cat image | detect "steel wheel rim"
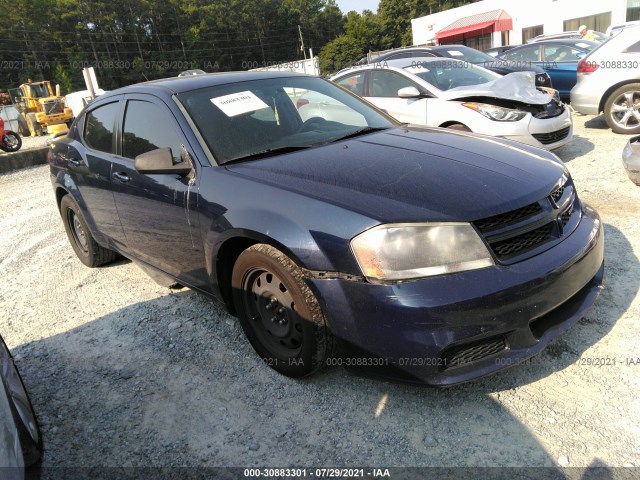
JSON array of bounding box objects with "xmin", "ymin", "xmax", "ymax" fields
[
  {"xmin": 68, "ymin": 210, "xmax": 89, "ymax": 252},
  {"xmin": 242, "ymin": 268, "xmax": 304, "ymax": 358},
  {"xmin": 611, "ymin": 90, "xmax": 640, "ymax": 130}
]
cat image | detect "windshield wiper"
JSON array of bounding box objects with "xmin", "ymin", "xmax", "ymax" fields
[
  {"xmin": 223, "ymin": 145, "xmax": 313, "ymax": 164},
  {"xmin": 328, "ymin": 126, "xmax": 390, "ymax": 143}
]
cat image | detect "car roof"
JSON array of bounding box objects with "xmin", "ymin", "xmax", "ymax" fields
[
  {"xmin": 386, "ymin": 56, "xmax": 466, "ymax": 67},
  {"xmin": 97, "ymin": 71, "xmax": 311, "ymax": 97},
  {"xmin": 510, "ymin": 39, "xmax": 598, "ymax": 49}
]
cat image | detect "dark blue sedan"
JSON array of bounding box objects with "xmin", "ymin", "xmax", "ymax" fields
[
  {"xmin": 48, "ymin": 72, "xmax": 604, "ymax": 386},
  {"xmin": 498, "ymin": 40, "xmax": 600, "ymax": 98}
]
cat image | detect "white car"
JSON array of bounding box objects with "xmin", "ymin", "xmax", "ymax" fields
[
  {"xmin": 570, "ymin": 25, "xmax": 640, "ymax": 134},
  {"xmin": 329, "ymin": 58, "xmax": 573, "ymax": 150}
]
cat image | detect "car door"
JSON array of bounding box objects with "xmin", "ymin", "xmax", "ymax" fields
[
  {"xmin": 363, "ymin": 69, "xmax": 429, "ymax": 125},
  {"xmin": 109, "ymin": 93, "xmax": 207, "ymax": 286},
  {"xmin": 541, "ymin": 44, "xmax": 585, "ymax": 97},
  {"xmin": 71, "ymin": 98, "xmax": 127, "ymax": 247}
]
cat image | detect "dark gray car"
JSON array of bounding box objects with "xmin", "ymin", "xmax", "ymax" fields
[{"xmin": 0, "ymin": 335, "xmax": 41, "ymax": 478}]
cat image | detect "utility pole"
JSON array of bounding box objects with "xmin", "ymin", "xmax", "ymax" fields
[{"xmin": 298, "ymin": 25, "xmax": 307, "ymax": 60}]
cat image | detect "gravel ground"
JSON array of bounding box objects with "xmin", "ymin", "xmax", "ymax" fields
[{"xmin": 1, "ymin": 114, "xmax": 639, "ymax": 478}]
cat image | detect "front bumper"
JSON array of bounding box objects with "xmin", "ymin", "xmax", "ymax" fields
[
  {"xmin": 502, "ymin": 108, "xmax": 573, "ymax": 150},
  {"xmin": 310, "ymin": 204, "xmax": 604, "ymax": 386},
  {"xmin": 622, "ymin": 136, "xmax": 640, "ymax": 186}
]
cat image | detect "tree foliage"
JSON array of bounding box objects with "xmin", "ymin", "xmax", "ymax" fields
[{"xmin": 0, "ymin": 0, "xmax": 480, "ymax": 89}]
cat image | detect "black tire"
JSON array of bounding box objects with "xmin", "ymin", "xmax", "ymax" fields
[
  {"xmin": 446, "ymin": 123, "xmax": 471, "ymax": 132},
  {"xmin": 60, "ymin": 195, "xmax": 118, "ymax": 267},
  {"xmin": 231, "ymin": 244, "xmax": 334, "ymax": 378},
  {"xmin": 604, "ymin": 83, "xmax": 640, "ymax": 134},
  {"xmin": 25, "ymin": 113, "xmax": 43, "ymax": 137},
  {"xmin": 0, "ymin": 132, "xmax": 22, "ymax": 152}
]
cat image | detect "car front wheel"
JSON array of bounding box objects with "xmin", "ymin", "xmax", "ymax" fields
[
  {"xmin": 231, "ymin": 244, "xmax": 333, "ymax": 377},
  {"xmin": 60, "ymin": 195, "xmax": 118, "ymax": 267},
  {"xmin": 604, "ymin": 84, "xmax": 640, "ymax": 134}
]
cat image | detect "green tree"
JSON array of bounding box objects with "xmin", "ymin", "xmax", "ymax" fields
[{"xmin": 318, "ymin": 34, "xmax": 362, "ymax": 74}]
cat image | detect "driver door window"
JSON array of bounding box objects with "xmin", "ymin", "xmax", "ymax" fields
[
  {"xmin": 122, "ymin": 100, "xmax": 183, "ymax": 162},
  {"xmin": 503, "ymin": 45, "xmax": 540, "ymax": 62}
]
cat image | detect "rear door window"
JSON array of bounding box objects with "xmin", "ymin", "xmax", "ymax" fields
[{"xmin": 84, "ymin": 102, "xmax": 119, "ymax": 153}]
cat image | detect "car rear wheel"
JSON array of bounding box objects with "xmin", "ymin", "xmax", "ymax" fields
[
  {"xmin": 60, "ymin": 195, "xmax": 118, "ymax": 268},
  {"xmin": 231, "ymin": 244, "xmax": 333, "ymax": 377},
  {"xmin": 604, "ymin": 83, "xmax": 640, "ymax": 134}
]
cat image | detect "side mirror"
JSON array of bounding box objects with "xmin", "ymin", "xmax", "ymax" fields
[
  {"xmin": 134, "ymin": 147, "xmax": 192, "ymax": 176},
  {"xmin": 398, "ymin": 86, "xmax": 423, "ymax": 98},
  {"xmin": 576, "ymin": 52, "xmax": 586, "ymax": 59}
]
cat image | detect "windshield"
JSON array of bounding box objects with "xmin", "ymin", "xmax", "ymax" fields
[
  {"xmin": 435, "ymin": 46, "xmax": 497, "ymax": 64},
  {"xmin": 27, "ymin": 83, "xmax": 50, "ymax": 98},
  {"xmin": 178, "ymin": 76, "xmax": 395, "ymax": 164},
  {"xmin": 405, "ymin": 61, "xmax": 499, "ymax": 91}
]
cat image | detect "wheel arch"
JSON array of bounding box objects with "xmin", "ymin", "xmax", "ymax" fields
[
  {"xmin": 598, "ymin": 80, "xmax": 640, "ymax": 114},
  {"xmin": 55, "ymin": 186, "xmax": 69, "ymax": 211},
  {"xmin": 439, "ymin": 121, "xmax": 471, "ymax": 131},
  {"xmin": 214, "ymin": 231, "xmax": 309, "ymax": 316}
]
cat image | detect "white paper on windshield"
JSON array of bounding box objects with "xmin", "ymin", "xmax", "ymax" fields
[
  {"xmin": 576, "ymin": 42, "xmax": 590, "ymax": 49},
  {"xmin": 210, "ymin": 91, "xmax": 269, "ymax": 117},
  {"xmin": 448, "ymin": 50, "xmax": 464, "ymax": 56}
]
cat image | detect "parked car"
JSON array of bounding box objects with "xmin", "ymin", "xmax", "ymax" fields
[
  {"xmin": 330, "ymin": 58, "xmax": 572, "ymax": 150},
  {"xmin": 623, "ymin": 136, "xmax": 640, "ymax": 185},
  {"xmin": 498, "ymin": 39, "xmax": 600, "ymax": 98},
  {"xmin": 361, "ymin": 45, "xmax": 553, "ymax": 88},
  {"xmin": 49, "ymin": 71, "xmax": 604, "ymax": 386},
  {"xmin": 0, "ymin": 334, "xmax": 41, "ymax": 475},
  {"xmin": 178, "ymin": 69, "xmax": 207, "ymax": 77},
  {"xmin": 528, "ymin": 31, "xmax": 608, "ymax": 43},
  {"xmin": 570, "ymin": 26, "xmax": 640, "ymax": 134},
  {"xmin": 483, "ymin": 45, "xmax": 518, "ymax": 57}
]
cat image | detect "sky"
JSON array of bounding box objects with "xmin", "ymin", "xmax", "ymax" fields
[{"xmin": 335, "ymin": 0, "xmax": 380, "ymax": 14}]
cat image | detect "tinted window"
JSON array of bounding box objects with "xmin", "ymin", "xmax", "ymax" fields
[
  {"xmin": 335, "ymin": 72, "xmax": 366, "ymax": 96},
  {"xmin": 122, "ymin": 100, "xmax": 182, "ymax": 162},
  {"xmin": 84, "ymin": 102, "xmax": 119, "ymax": 153},
  {"xmin": 369, "ymin": 70, "xmax": 416, "ymax": 97},
  {"xmin": 544, "ymin": 45, "xmax": 585, "ymax": 62},
  {"xmin": 502, "ymin": 45, "xmax": 540, "ymax": 62}
]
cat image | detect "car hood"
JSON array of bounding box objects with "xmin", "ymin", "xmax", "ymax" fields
[
  {"xmin": 226, "ymin": 126, "xmax": 566, "ymax": 223},
  {"xmin": 442, "ymin": 72, "xmax": 553, "ymax": 105}
]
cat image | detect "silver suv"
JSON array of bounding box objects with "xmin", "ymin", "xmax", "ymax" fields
[{"xmin": 570, "ymin": 25, "xmax": 640, "ymax": 134}]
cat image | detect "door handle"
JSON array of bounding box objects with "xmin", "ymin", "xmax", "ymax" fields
[
  {"xmin": 112, "ymin": 172, "xmax": 130, "ymax": 183},
  {"xmin": 68, "ymin": 158, "xmax": 82, "ymax": 166}
]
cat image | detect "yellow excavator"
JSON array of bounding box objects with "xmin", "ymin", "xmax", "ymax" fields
[{"xmin": 8, "ymin": 80, "xmax": 73, "ymax": 136}]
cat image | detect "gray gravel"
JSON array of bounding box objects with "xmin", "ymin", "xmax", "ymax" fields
[{"xmin": 1, "ymin": 114, "xmax": 639, "ymax": 474}]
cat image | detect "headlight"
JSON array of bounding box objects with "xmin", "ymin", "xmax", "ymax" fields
[
  {"xmin": 462, "ymin": 102, "xmax": 527, "ymax": 122},
  {"xmin": 350, "ymin": 223, "xmax": 494, "ymax": 282}
]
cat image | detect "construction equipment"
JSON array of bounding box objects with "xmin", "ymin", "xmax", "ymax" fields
[{"xmin": 8, "ymin": 81, "xmax": 73, "ymax": 136}]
